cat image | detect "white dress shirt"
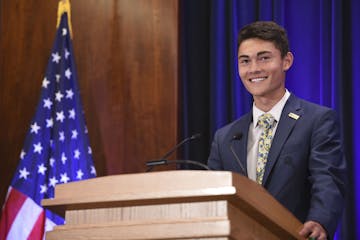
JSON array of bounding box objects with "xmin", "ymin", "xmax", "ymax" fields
[{"xmin": 246, "ymin": 90, "xmax": 291, "ymax": 181}]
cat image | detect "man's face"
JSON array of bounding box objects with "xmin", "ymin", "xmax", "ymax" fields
[{"xmin": 238, "ymin": 38, "xmax": 293, "ymax": 100}]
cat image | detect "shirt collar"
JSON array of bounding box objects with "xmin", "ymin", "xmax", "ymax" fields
[{"xmin": 252, "ymin": 89, "xmax": 291, "ymax": 129}]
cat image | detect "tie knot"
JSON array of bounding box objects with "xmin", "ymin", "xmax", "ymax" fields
[{"xmin": 257, "ymin": 113, "xmax": 275, "ymax": 130}]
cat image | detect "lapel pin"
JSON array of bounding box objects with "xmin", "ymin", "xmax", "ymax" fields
[{"xmin": 288, "ymin": 112, "xmax": 300, "ymax": 120}]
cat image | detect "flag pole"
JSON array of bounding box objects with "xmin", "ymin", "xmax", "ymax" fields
[{"xmin": 56, "ymin": 0, "xmax": 73, "ymax": 38}]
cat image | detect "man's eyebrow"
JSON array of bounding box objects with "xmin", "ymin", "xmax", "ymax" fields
[
  {"xmin": 257, "ymin": 51, "xmax": 272, "ymax": 56},
  {"xmin": 238, "ymin": 51, "xmax": 272, "ymax": 58},
  {"xmin": 238, "ymin": 54, "xmax": 249, "ymax": 58}
]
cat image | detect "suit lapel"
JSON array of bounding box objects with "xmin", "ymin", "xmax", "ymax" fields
[
  {"xmin": 230, "ymin": 112, "xmax": 252, "ymax": 176},
  {"xmin": 262, "ymin": 94, "xmax": 303, "ymax": 186}
]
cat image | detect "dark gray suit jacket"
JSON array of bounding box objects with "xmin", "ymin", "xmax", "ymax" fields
[{"xmin": 208, "ymin": 94, "xmax": 346, "ymax": 238}]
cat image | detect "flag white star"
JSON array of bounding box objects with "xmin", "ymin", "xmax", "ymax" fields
[
  {"xmin": 42, "ymin": 77, "xmax": 50, "ymax": 88},
  {"xmin": 68, "ymin": 109, "xmax": 76, "ymax": 119},
  {"xmin": 55, "ymin": 74, "xmax": 61, "ymax": 82},
  {"xmin": 40, "ymin": 184, "xmax": 48, "ymax": 194},
  {"xmin": 65, "ymin": 68, "xmax": 72, "ymax": 79},
  {"xmin": 49, "ymin": 157, "xmax": 55, "ymax": 167},
  {"xmin": 71, "ymin": 129, "xmax": 78, "ymax": 139},
  {"xmin": 74, "ymin": 149, "xmax": 81, "ymax": 159},
  {"xmin": 43, "ymin": 98, "xmax": 53, "ymax": 109},
  {"xmin": 65, "ymin": 48, "xmax": 70, "ymax": 59},
  {"xmin": 66, "ymin": 89, "xmax": 74, "ymax": 99},
  {"xmin": 46, "ymin": 118, "xmax": 54, "ymax": 128},
  {"xmin": 85, "ymin": 126, "xmax": 88, "ymax": 134},
  {"xmin": 61, "ymin": 152, "xmax": 67, "ymax": 164},
  {"xmin": 62, "ymin": 28, "xmax": 67, "ymax": 36},
  {"xmin": 49, "ymin": 176, "xmax": 58, "ymax": 187},
  {"xmin": 60, "ymin": 173, "xmax": 70, "ymax": 183},
  {"xmin": 30, "ymin": 122, "xmax": 41, "ymax": 134},
  {"xmin": 88, "ymin": 146, "xmax": 92, "ymax": 154},
  {"xmin": 33, "ymin": 142, "xmax": 43, "ymax": 154},
  {"xmin": 91, "ymin": 166, "xmax": 96, "ymax": 175},
  {"xmin": 20, "ymin": 150, "xmax": 26, "ymax": 159},
  {"xmin": 19, "ymin": 167, "xmax": 30, "ymax": 179},
  {"xmin": 76, "ymin": 169, "xmax": 84, "ymax": 180},
  {"xmin": 55, "ymin": 91, "xmax": 64, "ymax": 102},
  {"xmin": 56, "ymin": 111, "xmax": 65, "ymax": 122},
  {"xmin": 38, "ymin": 163, "xmax": 47, "ymax": 175},
  {"xmin": 51, "ymin": 52, "xmax": 61, "ymax": 63},
  {"xmin": 59, "ymin": 131, "xmax": 65, "ymax": 142}
]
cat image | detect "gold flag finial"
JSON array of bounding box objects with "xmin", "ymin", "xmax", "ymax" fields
[{"xmin": 56, "ymin": 0, "xmax": 73, "ymax": 38}]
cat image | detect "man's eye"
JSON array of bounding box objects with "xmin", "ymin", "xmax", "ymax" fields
[
  {"xmin": 259, "ymin": 56, "xmax": 271, "ymax": 61},
  {"xmin": 239, "ymin": 59, "xmax": 249, "ymax": 64}
]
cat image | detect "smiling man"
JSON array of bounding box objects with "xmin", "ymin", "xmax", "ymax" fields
[{"xmin": 207, "ymin": 21, "xmax": 346, "ymax": 240}]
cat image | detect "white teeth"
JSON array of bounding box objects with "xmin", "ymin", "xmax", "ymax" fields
[{"xmin": 250, "ymin": 77, "xmax": 266, "ymax": 82}]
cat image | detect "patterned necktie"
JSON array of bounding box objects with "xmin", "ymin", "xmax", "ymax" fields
[{"xmin": 256, "ymin": 113, "xmax": 276, "ymax": 184}]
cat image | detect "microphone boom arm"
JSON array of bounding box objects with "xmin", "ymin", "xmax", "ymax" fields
[
  {"xmin": 145, "ymin": 133, "xmax": 204, "ymax": 172},
  {"xmin": 146, "ymin": 159, "xmax": 210, "ymax": 170}
]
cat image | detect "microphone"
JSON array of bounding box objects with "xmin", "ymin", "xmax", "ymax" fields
[
  {"xmin": 232, "ymin": 133, "xmax": 243, "ymax": 141},
  {"xmin": 146, "ymin": 133, "xmax": 209, "ymax": 171},
  {"xmin": 230, "ymin": 133, "xmax": 247, "ymax": 174},
  {"xmin": 161, "ymin": 133, "xmax": 201, "ymax": 160}
]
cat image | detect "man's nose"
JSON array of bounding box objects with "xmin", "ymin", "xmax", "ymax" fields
[{"xmin": 248, "ymin": 61, "xmax": 261, "ymax": 73}]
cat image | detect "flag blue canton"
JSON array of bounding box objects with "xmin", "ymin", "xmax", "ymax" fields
[{"xmin": 10, "ymin": 13, "xmax": 96, "ymax": 225}]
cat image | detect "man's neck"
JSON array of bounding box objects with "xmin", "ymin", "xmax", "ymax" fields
[{"xmin": 253, "ymin": 90, "xmax": 286, "ymax": 112}]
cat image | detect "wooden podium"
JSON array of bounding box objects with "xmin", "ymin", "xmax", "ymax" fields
[{"xmin": 42, "ymin": 170, "xmax": 305, "ymax": 239}]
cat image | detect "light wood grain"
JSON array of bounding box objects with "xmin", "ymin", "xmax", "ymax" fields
[
  {"xmin": 65, "ymin": 201, "xmax": 227, "ymax": 225},
  {"xmin": 46, "ymin": 218, "xmax": 231, "ymax": 240},
  {"xmin": 43, "ymin": 171, "xmax": 305, "ymax": 239}
]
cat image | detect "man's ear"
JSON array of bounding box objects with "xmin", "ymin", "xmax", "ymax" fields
[{"xmin": 283, "ymin": 52, "xmax": 294, "ymax": 71}]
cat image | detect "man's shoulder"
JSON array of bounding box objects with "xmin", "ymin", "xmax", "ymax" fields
[
  {"xmin": 214, "ymin": 112, "xmax": 251, "ymax": 137},
  {"xmin": 288, "ymin": 94, "xmax": 335, "ymax": 114}
]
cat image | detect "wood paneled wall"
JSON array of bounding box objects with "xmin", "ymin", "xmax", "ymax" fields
[{"xmin": 0, "ymin": 0, "xmax": 178, "ymax": 207}]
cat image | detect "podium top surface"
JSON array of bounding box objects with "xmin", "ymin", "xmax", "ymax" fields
[{"xmin": 42, "ymin": 170, "xmax": 262, "ymax": 207}]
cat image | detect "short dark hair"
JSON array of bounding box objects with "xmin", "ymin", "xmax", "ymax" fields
[{"xmin": 237, "ymin": 21, "xmax": 290, "ymax": 58}]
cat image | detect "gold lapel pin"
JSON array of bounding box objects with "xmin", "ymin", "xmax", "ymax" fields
[{"xmin": 288, "ymin": 112, "xmax": 300, "ymax": 120}]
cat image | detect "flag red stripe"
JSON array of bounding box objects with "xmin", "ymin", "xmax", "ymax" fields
[
  {"xmin": 0, "ymin": 188, "xmax": 27, "ymax": 240},
  {"xmin": 28, "ymin": 210, "xmax": 45, "ymax": 240}
]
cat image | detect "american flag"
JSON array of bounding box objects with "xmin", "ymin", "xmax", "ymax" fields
[{"xmin": 0, "ymin": 6, "xmax": 96, "ymax": 240}]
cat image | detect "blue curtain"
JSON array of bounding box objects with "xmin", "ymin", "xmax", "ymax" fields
[{"xmin": 180, "ymin": 0, "xmax": 359, "ymax": 239}]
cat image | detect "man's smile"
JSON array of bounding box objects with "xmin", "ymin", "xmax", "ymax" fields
[{"xmin": 250, "ymin": 77, "xmax": 268, "ymax": 82}]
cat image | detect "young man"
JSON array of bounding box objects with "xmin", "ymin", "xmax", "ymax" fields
[{"xmin": 208, "ymin": 21, "xmax": 346, "ymax": 240}]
